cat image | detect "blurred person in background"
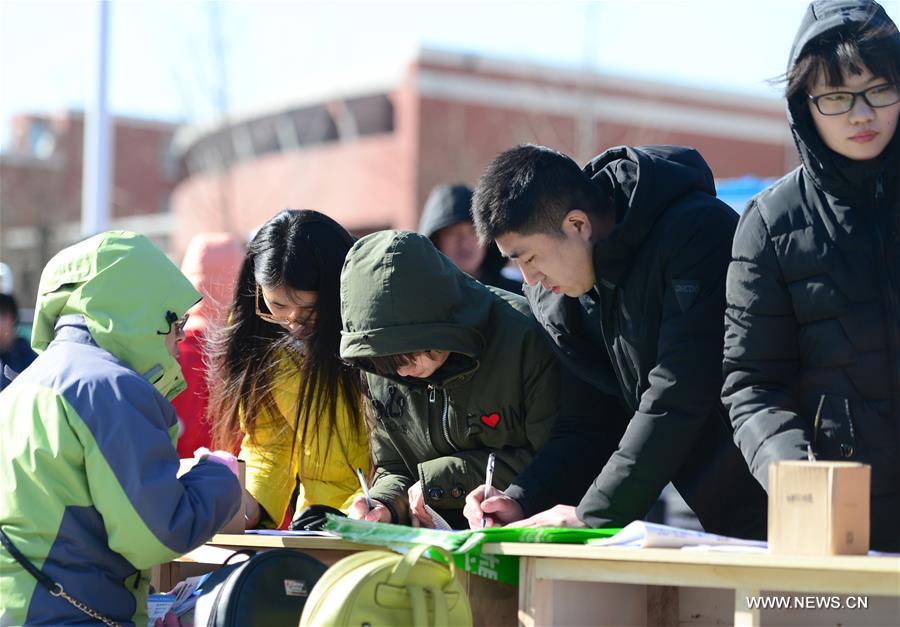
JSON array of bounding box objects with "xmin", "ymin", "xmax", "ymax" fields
[
  {"xmin": 0, "ymin": 262, "xmax": 13, "ymax": 295},
  {"xmin": 0, "ymin": 293, "xmax": 37, "ymax": 391},
  {"xmin": 419, "ymin": 183, "xmax": 523, "ymax": 294},
  {"xmin": 173, "ymin": 233, "xmax": 244, "ymax": 458},
  {"xmin": 208, "ymin": 210, "xmax": 369, "ymax": 529},
  {"xmin": 0, "ymin": 231, "xmax": 240, "ymax": 626},
  {"xmin": 723, "ymin": 0, "xmax": 900, "ymax": 551}
]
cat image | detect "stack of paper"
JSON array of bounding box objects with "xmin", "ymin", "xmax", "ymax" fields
[
  {"xmin": 146, "ymin": 594, "xmax": 175, "ymax": 627},
  {"xmin": 423, "ymin": 504, "xmax": 453, "ymax": 531},
  {"xmin": 243, "ymin": 529, "xmax": 337, "ymax": 537},
  {"xmin": 586, "ymin": 521, "xmax": 768, "ymax": 551}
]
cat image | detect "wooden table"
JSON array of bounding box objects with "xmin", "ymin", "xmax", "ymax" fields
[
  {"xmin": 152, "ymin": 534, "xmax": 517, "ymax": 626},
  {"xmin": 481, "ymin": 543, "xmax": 900, "ymax": 627},
  {"xmin": 151, "ymin": 534, "xmax": 371, "ymax": 591}
]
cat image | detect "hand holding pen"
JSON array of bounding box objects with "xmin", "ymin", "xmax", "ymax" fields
[
  {"xmin": 347, "ymin": 467, "xmax": 391, "ymax": 523},
  {"xmin": 356, "ymin": 467, "xmax": 374, "ymax": 509},
  {"xmin": 481, "ymin": 452, "xmax": 496, "ymax": 528},
  {"xmin": 464, "ymin": 452, "xmax": 526, "ymax": 528}
]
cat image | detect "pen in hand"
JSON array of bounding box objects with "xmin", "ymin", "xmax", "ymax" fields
[
  {"xmin": 481, "ymin": 452, "xmax": 496, "ymax": 529},
  {"xmin": 356, "ymin": 467, "xmax": 374, "ymax": 510},
  {"xmin": 808, "ymin": 394, "xmax": 825, "ymax": 462}
]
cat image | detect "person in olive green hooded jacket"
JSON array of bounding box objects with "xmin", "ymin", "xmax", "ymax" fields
[
  {"xmin": 339, "ymin": 230, "xmax": 559, "ymax": 529},
  {"xmin": 0, "ymin": 231, "xmax": 241, "ymax": 627}
]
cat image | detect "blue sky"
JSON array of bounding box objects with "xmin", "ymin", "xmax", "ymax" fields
[{"xmin": 1, "ymin": 0, "xmax": 898, "ymax": 146}]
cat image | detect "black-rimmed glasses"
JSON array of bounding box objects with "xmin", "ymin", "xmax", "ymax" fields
[
  {"xmin": 808, "ymin": 83, "xmax": 900, "ymax": 116},
  {"xmin": 156, "ymin": 311, "xmax": 189, "ymax": 336}
]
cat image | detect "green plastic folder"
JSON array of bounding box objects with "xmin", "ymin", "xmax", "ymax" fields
[{"xmin": 324, "ymin": 515, "xmax": 621, "ymax": 585}]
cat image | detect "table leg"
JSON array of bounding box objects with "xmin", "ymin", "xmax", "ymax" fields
[
  {"xmin": 518, "ymin": 557, "xmax": 537, "ymax": 627},
  {"xmin": 734, "ymin": 588, "xmax": 761, "ymax": 627}
]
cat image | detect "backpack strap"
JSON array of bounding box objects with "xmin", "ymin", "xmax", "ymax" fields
[
  {"xmin": 223, "ymin": 548, "xmax": 256, "ymax": 565},
  {"xmin": 409, "ymin": 585, "xmax": 428, "ymax": 625},
  {"xmin": 430, "ymin": 585, "xmax": 448, "ymax": 627},
  {"xmin": 407, "ymin": 585, "xmax": 451, "ymax": 627},
  {"xmin": 389, "ymin": 546, "xmax": 455, "ymax": 627},
  {"xmin": 387, "ymin": 545, "xmax": 455, "ymax": 585}
]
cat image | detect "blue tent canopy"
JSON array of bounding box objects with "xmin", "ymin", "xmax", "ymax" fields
[{"xmin": 716, "ymin": 176, "xmax": 776, "ymax": 214}]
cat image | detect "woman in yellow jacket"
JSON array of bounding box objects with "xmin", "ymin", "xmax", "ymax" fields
[{"xmin": 208, "ymin": 210, "xmax": 368, "ymax": 527}]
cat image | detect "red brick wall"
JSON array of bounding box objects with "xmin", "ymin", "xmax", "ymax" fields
[{"xmin": 170, "ymin": 133, "xmax": 409, "ymax": 260}]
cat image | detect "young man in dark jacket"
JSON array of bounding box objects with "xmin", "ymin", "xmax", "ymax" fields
[
  {"xmin": 723, "ymin": 0, "xmax": 899, "ymax": 551},
  {"xmin": 464, "ymin": 144, "xmax": 767, "ymax": 539},
  {"xmin": 418, "ymin": 183, "xmax": 523, "ymax": 294}
]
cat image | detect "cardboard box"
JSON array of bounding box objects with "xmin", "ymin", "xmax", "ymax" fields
[
  {"xmin": 768, "ymin": 461, "xmax": 870, "ymax": 555},
  {"xmin": 178, "ymin": 458, "xmax": 246, "ymax": 534}
]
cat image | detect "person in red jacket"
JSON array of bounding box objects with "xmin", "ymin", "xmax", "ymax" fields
[{"xmin": 173, "ymin": 233, "xmax": 244, "ymax": 457}]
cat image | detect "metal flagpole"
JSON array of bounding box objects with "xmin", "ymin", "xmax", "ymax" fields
[{"xmin": 81, "ymin": 0, "xmax": 113, "ymax": 237}]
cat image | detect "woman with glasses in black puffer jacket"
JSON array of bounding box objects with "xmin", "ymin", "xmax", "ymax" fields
[{"xmin": 723, "ymin": 0, "xmax": 900, "ymax": 551}]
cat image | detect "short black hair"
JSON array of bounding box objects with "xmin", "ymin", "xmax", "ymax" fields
[
  {"xmin": 787, "ymin": 19, "xmax": 900, "ymax": 99},
  {"xmin": 0, "ymin": 293, "xmax": 18, "ymax": 320},
  {"xmin": 471, "ymin": 144, "xmax": 608, "ymax": 243},
  {"xmin": 355, "ymin": 352, "xmax": 416, "ymax": 377}
]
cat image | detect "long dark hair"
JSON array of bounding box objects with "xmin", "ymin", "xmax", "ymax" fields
[{"xmin": 208, "ymin": 209, "xmax": 363, "ymax": 473}]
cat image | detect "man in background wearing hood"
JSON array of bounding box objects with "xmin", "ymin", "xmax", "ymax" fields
[
  {"xmin": 0, "ymin": 231, "xmax": 241, "ymax": 626},
  {"xmin": 419, "ymin": 183, "xmax": 523, "ymax": 294},
  {"xmin": 464, "ymin": 144, "xmax": 767, "ymax": 539},
  {"xmin": 173, "ymin": 232, "xmax": 244, "ymax": 457}
]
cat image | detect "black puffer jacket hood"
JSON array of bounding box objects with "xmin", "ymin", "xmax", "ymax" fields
[
  {"xmin": 584, "ymin": 145, "xmax": 718, "ymax": 287},
  {"xmin": 417, "ymin": 184, "xmax": 518, "ymax": 290},
  {"xmin": 787, "ymin": 0, "xmax": 900, "ymax": 204},
  {"xmin": 418, "ymin": 184, "xmax": 474, "ymax": 239}
]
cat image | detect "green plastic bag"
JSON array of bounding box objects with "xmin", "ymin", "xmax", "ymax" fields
[{"xmin": 324, "ymin": 516, "xmax": 621, "ymax": 586}]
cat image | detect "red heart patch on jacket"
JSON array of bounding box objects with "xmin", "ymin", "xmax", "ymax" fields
[{"xmin": 481, "ymin": 413, "xmax": 501, "ymax": 428}]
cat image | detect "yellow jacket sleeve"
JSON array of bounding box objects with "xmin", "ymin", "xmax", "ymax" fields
[{"xmin": 240, "ymin": 366, "xmax": 370, "ymax": 524}]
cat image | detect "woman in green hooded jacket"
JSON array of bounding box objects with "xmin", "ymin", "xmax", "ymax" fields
[
  {"xmin": 339, "ymin": 230, "xmax": 559, "ymax": 529},
  {"xmin": 0, "ymin": 231, "xmax": 240, "ymax": 626}
]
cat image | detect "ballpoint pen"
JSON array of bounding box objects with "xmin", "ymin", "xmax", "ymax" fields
[
  {"xmin": 356, "ymin": 467, "xmax": 374, "ymax": 510},
  {"xmin": 482, "ymin": 452, "xmax": 496, "ymax": 529},
  {"xmin": 808, "ymin": 394, "xmax": 825, "ymax": 462}
]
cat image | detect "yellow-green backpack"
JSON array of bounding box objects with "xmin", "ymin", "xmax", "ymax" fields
[{"xmin": 298, "ymin": 545, "xmax": 473, "ymax": 626}]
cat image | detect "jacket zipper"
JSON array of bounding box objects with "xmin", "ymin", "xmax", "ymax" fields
[
  {"xmin": 598, "ymin": 290, "xmax": 635, "ymax": 412},
  {"xmin": 428, "ymin": 385, "xmax": 457, "ymax": 451},
  {"xmin": 872, "ymin": 174, "xmax": 900, "ymax": 417}
]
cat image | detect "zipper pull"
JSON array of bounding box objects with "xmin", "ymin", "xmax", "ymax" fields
[
  {"xmin": 428, "ymin": 385, "xmax": 436, "ymax": 403},
  {"xmin": 875, "ymin": 174, "xmax": 884, "ymax": 202}
]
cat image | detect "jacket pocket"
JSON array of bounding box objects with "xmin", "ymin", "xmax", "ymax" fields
[{"xmin": 813, "ymin": 395, "xmax": 858, "ymax": 460}]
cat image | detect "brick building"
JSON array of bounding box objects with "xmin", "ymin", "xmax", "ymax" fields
[
  {"xmin": 1, "ymin": 48, "xmax": 797, "ymax": 307},
  {"xmin": 169, "ymin": 48, "xmax": 795, "ymax": 259},
  {"xmin": 0, "ymin": 112, "xmax": 179, "ymax": 307}
]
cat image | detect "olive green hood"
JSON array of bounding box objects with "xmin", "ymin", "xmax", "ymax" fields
[
  {"xmin": 339, "ymin": 231, "xmax": 494, "ymax": 363},
  {"xmin": 31, "ymin": 231, "xmax": 201, "ymax": 400}
]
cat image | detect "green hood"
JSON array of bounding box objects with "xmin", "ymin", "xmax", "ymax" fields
[
  {"xmin": 31, "ymin": 230, "xmax": 201, "ymax": 400},
  {"xmin": 339, "ymin": 230, "xmax": 494, "ymax": 364}
]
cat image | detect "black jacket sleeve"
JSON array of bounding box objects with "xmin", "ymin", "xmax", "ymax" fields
[
  {"xmin": 504, "ymin": 364, "xmax": 626, "ymax": 516},
  {"xmin": 722, "ymin": 203, "xmax": 808, "ymax": 489},
  {"xmin": 576, "ymin": 209, "xmax": 736, "ymax": 528}
]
